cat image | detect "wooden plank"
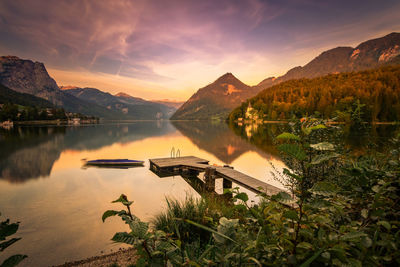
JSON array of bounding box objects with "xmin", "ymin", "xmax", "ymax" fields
[
  {"xmin": 149, "ymin": 156, "xmax": 209, "ymax": 168},
  {"xmin": 216, "ymin": 168, "xmax": 282, "ymax": 195},
  {"xmin": 149, "ymin": 156, "xmax": 283, "ymax": 195}
]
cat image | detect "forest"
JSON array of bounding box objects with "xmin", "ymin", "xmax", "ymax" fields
[{"xmin": 229, "ymin": 65, "xmax": 400, "ymax": 123}]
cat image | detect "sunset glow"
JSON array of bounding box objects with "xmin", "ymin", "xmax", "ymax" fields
[{"xmin": 1, "ymin": 0, "xmax": 399, "ymax": 100}]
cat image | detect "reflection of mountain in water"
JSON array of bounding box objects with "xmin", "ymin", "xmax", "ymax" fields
[
  {"xmin": 229, "ymin": 122, "xmax": 400, "ymax": 155},
  {"xmin": 0, "ymin": 121, "xmax": 176, "ymax": 183},
  {"xmin": 63, "ymin": 121, "xmax": 175, "ymax": 151},
  {"xmin": 0, "ymin": 127, "xmax": 66, "ymax": 183},
  {"xmin": 172, "ymin": 121, "xmax": 275, "ymax": 164}
]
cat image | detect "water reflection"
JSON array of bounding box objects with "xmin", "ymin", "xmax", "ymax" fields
[
  {"xmin": 341, "ymin": 124, "xmax": 400, "ymax": 152},
  {"xmin": 2, "ymin": 121, "xmax": 398, "ymax": 185},
  {"xmin": 228, "ymin": 122, "xmax": 289, "ymax": 156},
  {"xmin": 0, "ymin": 127, "xmax": 65, "ymax": 183},
  {"xmin": 228, "ymin": 122, "xmax": 400, "ymax": 155},
  {"xmin": 0, "ymin": 122, "xmax": 175, "ymax": 183},
  {"xmin": 1, "ymin": 121, "xmax": 398, "ymax": 267},
  {"xmin": 64, "ymin": 121, "xmax": 175, "ymax": 151},
  {"xmin": 172, "ymin": 121, "xmax": 274, "ymax": 164}
]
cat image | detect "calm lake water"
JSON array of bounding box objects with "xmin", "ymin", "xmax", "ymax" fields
[{"xmin": 0, "ymin": 121, "xmax": 398, "ymax": 266}]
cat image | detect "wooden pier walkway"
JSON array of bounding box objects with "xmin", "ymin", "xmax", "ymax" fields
[{"xmin": 149, "ymin": 156, "xmax": 282, "ymax": 195}]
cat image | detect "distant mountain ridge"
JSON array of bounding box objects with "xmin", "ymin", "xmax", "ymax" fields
[
  {"xmin": 151, "ymin": 99, "xmax": 184, "ymax": 109},
  {"xmin": 0, "ymin": 56, "xmax": 178, "ymax": 119},
  {"xmin": 255, "ymin": 32, "xmax": 400, "ymax": 90},
  {"xmin": 171, "ymin": 73, "xmax": 263, "ymax": 120},
  {"xmin": 114, "ymin": 92, "xmax": 148, "ymax": 105},
  {"xmin": 0, "ymin": 56, "xmax": 121, "ymax": 118},
  {"xmin": 63, "ymin": 87, "xmax": 177, "ymax": 119}
]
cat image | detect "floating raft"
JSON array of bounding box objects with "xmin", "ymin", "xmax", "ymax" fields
[
  {"xmin": 85, "ymin": 159, "xmax": 144, "ymax": 166},
  {"xmin": 149, "ymin": 156, "xmax": 282, "ymax": 195}
]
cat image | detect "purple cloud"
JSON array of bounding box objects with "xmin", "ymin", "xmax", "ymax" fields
[{"xmin": 0, "ymin": 0, "xmax": 399, "ymax": 91}]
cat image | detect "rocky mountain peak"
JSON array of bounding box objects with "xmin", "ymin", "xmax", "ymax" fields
[
  {"xmin": 215, "ymin": 72, "xmax": 240, "ymax": 83},
  {"xmin": 115, "ymin": 92, "xmax": 133, "ymax": 98},
  {"xmin": 60, "ymin": 85, "xmax": 80, "ymax": 90},
  {"xmin": 0, "ymin": 55, "xmax": 21, "ymax": 61},
  {"xmin": 0, "ymin": 56, "xmax": 62, "ymax": 105},
  {"xmin": 255, "ymin": 32, "xmax": 400, "ymax": 90},
  {"xmin": 171, "ymin": 72, "xmax": 263, "ymax": 120}
]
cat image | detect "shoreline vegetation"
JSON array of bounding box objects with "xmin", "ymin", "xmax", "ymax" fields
[
  {"xmin": 98, "ymin": 118, "xmax": 399, "ymax": 266},
  {"xmin": 1, "ymin": 118, "xmax": 398, "ymax": 125},
  {"xmin": 233, "ymin": 120, "xmax": 398, "ymax": 125}
]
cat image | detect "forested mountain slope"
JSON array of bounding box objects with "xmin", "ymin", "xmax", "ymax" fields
[{"xmin": 230, "ymin": 65, "xmax": 400, "ymax": 122}]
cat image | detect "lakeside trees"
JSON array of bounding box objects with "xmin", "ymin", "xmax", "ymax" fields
[
  {"xmin": 0, "ymin": 103, "xmax": 67, "ymax": 122},
  {"xmin": 230, "ymin": 65, "xmax": 400, "ymax": 123},
  {"xmin": 0, "ymin": 103, "xmax": 98, "ymax": 122}
]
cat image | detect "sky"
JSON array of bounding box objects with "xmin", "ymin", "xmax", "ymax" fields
[{"xmin": 0, "ymin": 0, "xmax": 399, "ymax": 101}]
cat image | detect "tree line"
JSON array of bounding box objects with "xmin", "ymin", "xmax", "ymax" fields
[
  {"xmin": 0, "ymin": 103, "xmax": 67, "ymax": 121},
  {"xmin": 229, "ymin": 65, "xmax": 400, "ymax": 122},
  {"xmin": 0, "ymin": 103, "xmax": 96, "ymax": 122}
]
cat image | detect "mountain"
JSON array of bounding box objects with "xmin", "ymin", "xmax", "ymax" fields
[
  {"xmin": 114, "ymin": 92, "xmax": 149, "ymax": 105},
  {"xmin": 63, "ymin": 87, "xmax": 176, "ymax": 119},
  {"xmin": 0, "ymin": 56, "xmax": 119, "ymax": 118},
  {"xmin": 151, "ymin": 99, "xmax": 184, "ymax": 109},
  {"xmin": 171, "ymin": 73, "xmax": 263, "ymax": 120},
  {"xmin": 0, "ymin": 83, "xmax": 53, "ymax": 107},
  {"xmin": 0, "ymin": 56, "xmax": 63, "ymax": 104},
  {"xmin": 256, "ymin": 32, "xmax": 400, "ymax": 90}
]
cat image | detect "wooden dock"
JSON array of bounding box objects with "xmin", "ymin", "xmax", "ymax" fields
[{"xmin": 149, "ymin": 156, "xmax": 282, "ymax": 195}]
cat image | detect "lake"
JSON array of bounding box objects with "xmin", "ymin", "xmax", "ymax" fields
[{"xmin": 0, "ymin": 121, "xmax": 398, "ymax": 266}]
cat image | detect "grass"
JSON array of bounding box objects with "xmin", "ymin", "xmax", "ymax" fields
[{"xmin": 152, "ymin": 194, "xmax": 241, "ymax": 245}]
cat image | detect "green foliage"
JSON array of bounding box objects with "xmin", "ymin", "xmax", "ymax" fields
[
  {"xmin": 278, "ymin": 143, "xmax": 307, "ymax": 161},
  {"xmin": 104, "ymin": 117, "xmax": 400, "ymax": 266},
  {"xmin": 276, "ymin": 132, "xmax": 301, "ymax": 141},
  {"xmin": 229, "ymin": 65, "xmax": 400, "ymax": 122},
  {"xmin": 0, "ymin": 213, "xmax": 27, "ymax": 267},
  {"xmin": 0, "ymin": 83, "xmax": 53, "ymax": 109},
  {"xmin": 0, "ymin": 102, "xmax": 69, "ymax": 122},
  {"xmin": 152, "ymin": 196, "xmax": 220, "ymax": 245}
]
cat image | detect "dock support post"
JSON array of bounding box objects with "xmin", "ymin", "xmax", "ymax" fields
[
  {"xmin": 204, "ymin": 167, "xmax": 216, "ymax": 192},
  {"xmin": 223, "ymin": 178, "xmax": 232, "ymax": 190},
  {"xmin": 223, "ymin": 178, "xmax": 233, "ymax": 198},
  {"xmin": 150, "ymin": 162, "xmax": 156, "ymax": 171}
]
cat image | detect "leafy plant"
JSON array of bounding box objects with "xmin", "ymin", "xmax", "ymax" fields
[{"xmin": 0, "ymin": 213, "xmax": 27, "ymax": 267}]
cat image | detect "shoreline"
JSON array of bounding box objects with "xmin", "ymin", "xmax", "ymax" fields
[
  {"xmin": 13, "ymin": 119, "xmax": 98, "ymax": 125},
  {"xmin": 234, "ymin": 120, "xmax": 399, "ymax": 125},
  {"xmin": 54, "ymin": 248, "xmax": 137, "ymax": 267}
]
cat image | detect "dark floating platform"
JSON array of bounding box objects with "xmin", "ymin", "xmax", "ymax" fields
[
  {"xmin": 149, "ymin": 156, "xmax": 282, "ymax": 195},
  {"xmin": 84, "ymin": 159, "xmax": 145, "ymax": 167}
]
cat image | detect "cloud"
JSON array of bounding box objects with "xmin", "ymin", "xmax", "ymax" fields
[
  {"xmin": 0, "ymin": 0, "xmax": 399, "ymax": 99},
  {"xmin": 0, "ymin": 0, "xmax": 273, "ymax": 78}
]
